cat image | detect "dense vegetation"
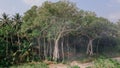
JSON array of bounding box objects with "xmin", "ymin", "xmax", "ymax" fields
[
  {"xmin": 93, "ymin": 57, "xmax": 120, "ymax": 68},
  {"xmin": 0, "ymin": 1, "xmax": 120, "ymax": 67}
]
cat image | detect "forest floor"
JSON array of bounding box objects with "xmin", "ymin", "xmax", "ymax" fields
[
  {"xmin": 10, "ymin": 56, "xmax": 120, "ymax": 68},
  {"xmin": 49, "ymin": 57, "xmax": 120, "ymax": 68},
  {"xmin": 49, "ymin": 61, "xmax": 93, "ymax": 68}
]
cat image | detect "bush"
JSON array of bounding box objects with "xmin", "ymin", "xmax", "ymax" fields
[{"xmin": 93, "ymin": 57, "xmax": 120, "ymax": 68}]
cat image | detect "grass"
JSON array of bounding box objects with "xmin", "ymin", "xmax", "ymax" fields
[
  {"xmin": 67, "ymin": 65, "xmax": 80, "ymax": 68},
  {"xmin": 70, "ymin": 65, "xmax": 80, "ymax": 68},
  {"xmin": 92, "ymin": 56, "xmax": 120, "ymax": 68},
  {"xmin": 10, "ymin": 62, "xmax": 48, "ymax": 68},
  {"xmin": 9, "ymin": 54, "xmax": 120, "ymax": 68}
]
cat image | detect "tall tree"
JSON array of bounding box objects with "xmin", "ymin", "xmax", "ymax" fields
[
  {"xmin": 12, "ymin": 13, "xmax": 22, "ymax": 50},
  {"xmin": 38, "ymin": 1, "xmax": 81, "ymax": 61},
  {"xmin": 79, "ymin": 14, "xmax": 117, "ymax": 55},
  {"xmin": 0, "ymin": 13, "xmax": 10, "ymax": 26}
]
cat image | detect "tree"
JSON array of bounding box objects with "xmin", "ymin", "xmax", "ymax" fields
[
  {"xmin": 12, "ymin": 13, "xmax": 22, "ymax": 47},
  {"xmin": 21, "ymin": 1, "xmax": 82, "ymax": 61},
  {"xmin": 38, "ymin": 1, "xmax": 81, "ymax": 61},
  {"xmin": 116, "ymin": 20, "xmax": 120, "ymax": 37},
  {"xmin": 0, "ymin": 13, "xmax": 10, "ymax": 26},
  {"xmin": 0, "ymin": 13, "xmax": 10, "ymax": 56},
  {"xmin": 79, "ymin": 13, "xmax": 116, "ymax": 55}
]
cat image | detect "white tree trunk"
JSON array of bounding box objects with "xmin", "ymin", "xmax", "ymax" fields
[
  {"xmin": 53, "ymin": 39, "xmax": 59, "ymax": 61},
  {"xmin": 53, "ymin": 31, "xmax": 62, "ymax": 61},
  {"xmin": 86, "ymin": 39, "xmax": 94, "ymax": 55}
]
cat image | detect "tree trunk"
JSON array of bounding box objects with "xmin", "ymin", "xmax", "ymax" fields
[
  {"xmin": 96, "ymin": 39, "xmax": 100, "ymax": 55},
  {"xmin": 73, "ymin": 40, "xmax": 76, "ymax": 55},
  {"xmin": 86, "ymin": 39, "xmax": 94, "ymax": 56},
  {"xmin": 53, "ymin": 32, "xmax": 62, "ymax": 61},
  {"xmin": 61, "ymin": 38, "xmax": 64, "ymax": 62},
  {"xmin": 67, "ymin": 37, "xmax": 69, "ymax": 60},
  {"xmin": 44, "ymin": 38, "xmax": 47, "ymax": 60},
  {"xmin": 53, "ymin": 39, "xmax": 59, "ymax": 61},
  {"xmin": 37, "ymin": 37, "xmax": 41, "ymax": 58},
  {"xmin": 46, "ymin": 40, "xmax": 49, "ymax": 58},
  {"xmin": 49, "ymin": 40, "xmax": 52, "ymax": 60}
]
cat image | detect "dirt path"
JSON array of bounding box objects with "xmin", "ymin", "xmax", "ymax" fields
[
  {"xmin": 49, "ymin": 61, "xmax": 93, "ymax": 68},
  {"xmin": 49, "ymin": 57, "xmax": 120, "ymax": 68},
  {"xmin": 49, "ymin": 63, "xmax": 68, "ymax": 68},
  {"xmin": 70, "ymin": 61, "xmax": 93, "ymax": 68},
  {"xmin": 113, "ymin": 57, "xmax": 120, "ymax": 62}
]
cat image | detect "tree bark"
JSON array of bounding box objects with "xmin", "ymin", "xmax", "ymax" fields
[
  {"xmin": 86, "ymin": 38, "xmax": 94, "ymax": 56},
  {"xmin": 67, "ymin": 37, "xmax": 69, "ymax": 60},
  {"xmin": 61, "ymin": 38, "xmax": 64, "ymax": 62},
  {"xmin": 44, "ymin": 38, "xmax": 47, "ymax": 60},
  {"xmin": 49, "ymin": 40, "xmax": 52, "ymax": 60},
  {"xmin": 73, "ymin": 40, "xmax": 76, "ymax": 55},
  {"xmin": 46, "ymin": 40, "xmax": 49, "ymax": 58},
  {"xmin": 53, "ymin": 31, "xmax": 62, "ymax": 61},
  {"xmin": 96, "ymin": 39, "xmax": 100, "ymax": 55},
  {"xmin": 53, "ymin": 39, "xmax": 59, "ymax": 61}
]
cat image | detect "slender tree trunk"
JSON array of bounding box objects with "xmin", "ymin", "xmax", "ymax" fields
[
  {"xmin": 86, "ymin": 39, "xmax": 94, "ymax": 56},
  {"xmin": 73, "ymin": 40, "xmax": 76, "ymax": 55},
  {"xmin": 49, "ymin": 40, "xmax": 52, "ymax": 60},
  {"xmin": 67, "ymin": 37, "xmax": 69, "ymax": 60},
  {"xmin": 46, "ymin": 40, "xmax": 49, "ymax": 58},
  {"xmin": 44, "ymin": 38, "xmax": 47, "ymax": 60},
  {"xmin": 61, "ymin": 38, "xmax": 64, "ymax": 62},
  {"xmin": 96, "ymin": 39, "xmax": 100, "ymax": 55},
  {"xmin": 90, "ymin": 39, "xmax": 93, "ymax": 55},
  {"xmin": 37, "ymin": 37, "xmax": 41, "ymax": 58},
  {"xmin": 87, "ymin": 43, "xmax": 90, "ymax": 54}
]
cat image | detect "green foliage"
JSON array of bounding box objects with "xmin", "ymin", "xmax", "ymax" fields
[
  {"xmin": 0, "ymin": 12, "xmax": 38, "ymax": 67},
  {"xmin": 70, "ymin": 65, "xmax": 80, "ymax": 68},
  {"xmin": 93, "ymin": 57, "xmax": 120, "ymax": 68},
  {"xmin": 10, "ymin": 63, "xmax": 48, "ymax": 68}
]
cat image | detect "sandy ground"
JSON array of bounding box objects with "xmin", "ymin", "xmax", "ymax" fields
[
  {"xmin": 49, "ymin": 63, "xmax": 68, "ymax": 68},
  {"xmin": 49, "ymin": 57, "xmax": 120, "ymax": 68},
  {"xmin": 49, "ymin": 61, "xmax": 93, "ymax": 68}
]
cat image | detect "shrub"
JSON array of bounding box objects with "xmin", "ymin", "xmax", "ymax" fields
[{"xmin": 93, "ymin": 57, "xmax": 120, "ymax": 68}]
